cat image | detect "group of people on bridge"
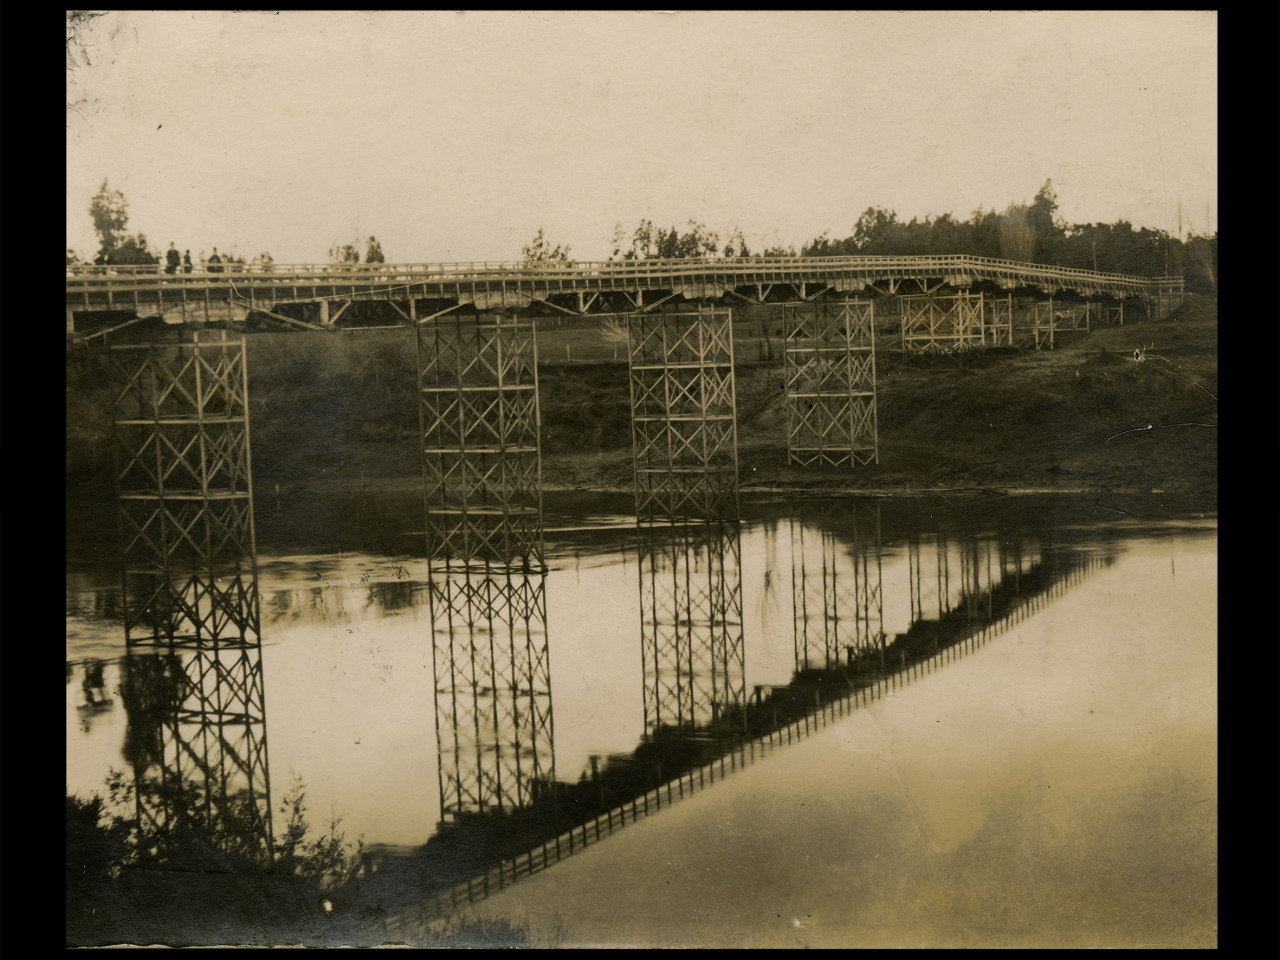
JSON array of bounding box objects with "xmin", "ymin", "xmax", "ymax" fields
[{"xmin": 164, "ymin": 243, "xmax": 229, "ymax": 275}]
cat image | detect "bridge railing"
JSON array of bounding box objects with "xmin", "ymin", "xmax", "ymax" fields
[{"xmin": 65, "ymin": 255, "xmax": 1183, "ymax": 291}]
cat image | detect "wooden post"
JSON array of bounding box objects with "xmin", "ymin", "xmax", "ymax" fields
[
  {"xmin": 319, "ymin": 300, "xmax": 330, "ymax": 329},
  {"xmin": 66, "ymin": 306, "xmax": 75, "ymax": 334}
]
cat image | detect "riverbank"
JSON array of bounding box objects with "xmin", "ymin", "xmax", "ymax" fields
[{"xmin": 65, "ymin": 294, "xmax": 1216, "ymax": 508}]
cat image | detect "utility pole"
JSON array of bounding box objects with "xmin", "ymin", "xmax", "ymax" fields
[{"xmin": 1091, "ymin": 240, "xmax": 1097, "ymax": 272}]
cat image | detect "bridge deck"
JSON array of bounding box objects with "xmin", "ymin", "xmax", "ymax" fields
[{"xmin": 67, "ymin": 255, "xmax": 1183, "ymax": 317}]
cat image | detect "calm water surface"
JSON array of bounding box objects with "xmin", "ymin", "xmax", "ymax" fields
[{"xmin": 65, "ymin": 494, "xmax": 1216, "ymax": 946}]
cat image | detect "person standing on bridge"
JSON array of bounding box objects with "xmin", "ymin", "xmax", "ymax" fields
[
  {"xmin": 166, "ymin": 243, "xmax": 181, "ymax": 275},
  {"xmin": 183, "ymin": 250, "xmax": 193, "ymax": 274},
  {"xmin": 208, "ymin": 247, "xmax": 223, "ymax": 274}
]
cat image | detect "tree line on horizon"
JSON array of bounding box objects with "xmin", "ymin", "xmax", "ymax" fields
[
  {"xmin": 531, "ymin": 179, "xmax": 1216, "ymax": 292},
  {"xmin": 71, "ymin": 178, "xmax": 1216, "ymax": 293}
]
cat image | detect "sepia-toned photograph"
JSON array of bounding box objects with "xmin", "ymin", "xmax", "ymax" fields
[{"xmin": 66, "ymin": 10, "xmax": 1216, "ymax": 948}]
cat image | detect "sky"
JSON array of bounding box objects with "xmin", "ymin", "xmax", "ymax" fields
[{"xmin": 66, "ymin": 11, "xmax": 1216, "ymax": 265}]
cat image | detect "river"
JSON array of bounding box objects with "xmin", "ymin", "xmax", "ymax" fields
[{"xmin": 65, "ymin": 492, "xmax": 1216, "ymax": 947}]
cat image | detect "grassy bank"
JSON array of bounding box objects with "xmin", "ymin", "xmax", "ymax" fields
[{"xmin": 66, "ymin": 294, "xmax": 1217, "ymax": 502}]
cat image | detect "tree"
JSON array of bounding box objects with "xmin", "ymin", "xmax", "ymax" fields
[
  {"xmin": 627, "ymin": 220, "xmax": 657, "ymax": 260},
  {"xmin": 521, "ymin": 228, "xmax": 571, "ymax": 262},
  {"xmin": 328, "ymin": 239, "xmax": 361, "ymax": 264},
  {"xmin": 89, "ymin": 178, "xmax": 129, "ymax": 261},
  {"xmin": 88, "ymin": 179, "xmax": 158, "ymax": 265},
  {"xmin": 1181, "ymin": 232, "xmax": 1217, "ymax": 293},
  {"xmin": 671, "ymin": 220, "xmax": 718, "ymax": 258},
  {"xmin": 612, "ymin": 219, "xmax": 720, "ymax": 260},
  {"xmin": 609, "ymin": 221, "xmax": 629, "ymax": 260},
  {"xmin": 1027, "ymin": 179, "xmax": 1064, "ymax": 262},
  {"xmin": 364, "ymin": 236, "xmax": 385, "ymax": 264},
  {"xmin": 851, "ymin": 207, "xmax": 902, "ymax": 255},
  {"xmin": 722, "ymin": 226, "xmax": 751, "ymax": 258},
  {"xmin": 997, "ymin": 203, "xmax": 1036, "ymax": 262}
]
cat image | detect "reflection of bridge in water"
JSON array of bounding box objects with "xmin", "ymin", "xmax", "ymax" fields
[{"xmin": 403, "ymin": 511, "xmax": 1116, "ymax": 926}]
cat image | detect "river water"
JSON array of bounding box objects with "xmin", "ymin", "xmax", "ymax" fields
[{"xmin": 65, "ymin": 492, "xmax": 1216, "ymax": 947}]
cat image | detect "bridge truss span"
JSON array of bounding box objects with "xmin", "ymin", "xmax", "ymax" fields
[{"xmin": 66, "ymin": 254, "xmax": 1184, "ymax": 325}]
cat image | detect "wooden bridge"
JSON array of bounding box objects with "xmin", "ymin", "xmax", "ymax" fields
[{"xmin": 66, "ymin": 254, "xmax": 1184, "ymax": 331}]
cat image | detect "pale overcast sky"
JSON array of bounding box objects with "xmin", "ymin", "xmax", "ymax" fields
[{"xmin": 66, "ymin": 10, "xmax": 1216, "ymax": 264}]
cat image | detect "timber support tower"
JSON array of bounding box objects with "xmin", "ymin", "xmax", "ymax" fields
[
  {"xmin": 417, "ymin": 312, "xmax": 555, "ymax": 822},
  {"xmin": 110, "ymin": 329, "xmax": 273, "ymax": 860}
]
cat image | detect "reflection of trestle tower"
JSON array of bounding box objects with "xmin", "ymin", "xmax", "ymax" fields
[
  {"xmin": 637, "ymin": 520, "xmax": 746, "ymax": 736},
  {"xmin": 908, "ymin": 532, "xmax": 1041, "ymax": 625},
  {"xmin": 110, "ymin": 332, "xmax": 271, "ymax": 858},
  {"xmin": 419, "ymin": 311, "xmax": 555, "ymax": 821},
  {"xmin": 429, "ymin": 567, "xmax": 555, "ymax": 821},
  {"xmin": 789, "ymin": 504, "xmax": 884, "ymax": 670},
  {"xmin": 900, "ymin": 292, "xmax": 985, "ymax": 354},
  {"xmin": 783, "ymin": 300, "xmax": 879, "ymax": 467},
  {"xmin": 120, "ymin": 647, "xmax": 273, "ymax": 860},
  {"xmin": 417, "ymin": 313, "xmax": 544, "ymax": 569},
  {"xmin": 627, "ymin": 308, "xmax": 739, "ymax": 521}
]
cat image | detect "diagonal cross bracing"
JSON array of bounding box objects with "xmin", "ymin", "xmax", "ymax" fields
[
  {"xmin": 418, "ymin": 315, "xmax": 545, "ymax": 571},
  {"xmin": 111, "ymin": 336, "xmax": 261, "ymax": 648},
  {"xmin": 900, "ymin": 292, "xmax": 985, "ymax": 355},
  {"xmin": 984, "ymin": 295, "xmax": 1015, "ymax": 347},
  {"xmin": 784, "ymin": 300, "xmax": 879, "ymax": 467},
  {"xmin": 111, "ymin": 334, "xmax": 272, "ymax": 861},
  {"xmin": 628, "ymin": 308, "xmax": 739, "ymax": 522}
]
